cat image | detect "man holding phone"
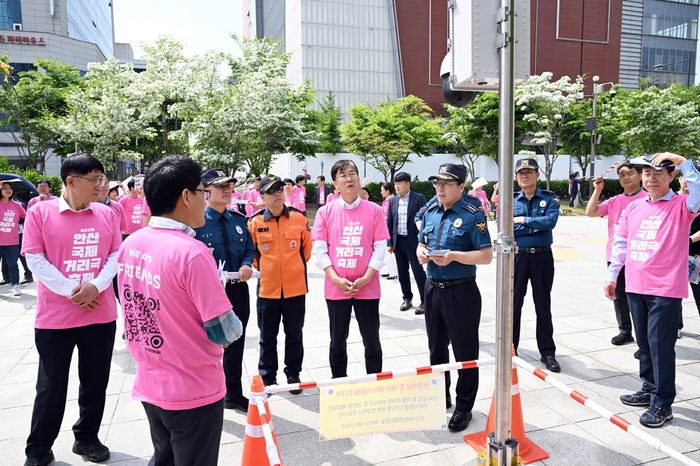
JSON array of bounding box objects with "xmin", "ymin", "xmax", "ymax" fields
[{"xmin": 417, "ymin": 163, "xmax": 492, "ymax": 433}]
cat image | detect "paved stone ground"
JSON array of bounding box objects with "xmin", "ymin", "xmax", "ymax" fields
[{"xmin": 2, "ymin": 215, "xmax": 700, "ymax": 465}]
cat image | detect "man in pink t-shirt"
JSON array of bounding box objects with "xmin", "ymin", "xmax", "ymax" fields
[
  {"xmin": 243, "ymin": 176, "xmax": 266, "ymax": 217},
  {"xmin": 605, "ymin": 152, "xmax": 700, "ymax": 429},
  {"xmin": 118, "ymin": 155, "xmax": 241, "ymax": 466},
  {"xmin": 292, "ymin": 174, "xmax": 307, "ymax": 212},
  {"xmin": 586, "ymin": 161, "xmax": 646, "ymax": 348},
  {"xmin": 27, "ymin": 178, "xmax": 58, "ymax": 210},
  {"xmin": 21, "ymin": 153, "xmax": 120, "ymax": 466},
  {"xmin": 118, "ymin": 179, "xmax": 146, "ymax": 237},
  {"xmin": 313, "ymin": 159, "xmax": 390, "ymax": 378}
]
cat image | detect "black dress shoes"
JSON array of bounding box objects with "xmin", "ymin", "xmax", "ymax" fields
[
  {"xmin": 399, "ymin": 299, "xmax": 412, "ymax": 311},
  {"xmin": 540, "ymin": 355, "xmax": 561, "ymax": 372},
  {"xmin": 21, "ymin": 277, "xmax": 34, "ymax": 284},
  {"xmin": 23, "ymin": 450, "xmax": 54, "ymax": 466},
  {"xmin": 611, "ymin": 333, "xmax": 634, "ymax": 345},
  {"xmin": 448, "ymin": 410, "xmax": 472, "ymax": 432},
  {"xmin": 287, "ymin": 374, "xmax": 303, "ymax": 395},
  {"xmin": 414, "ymin": 303, "xmax": 425, "ymax": 315},
  {"xmin": 224, "ymin": 395, "xmax": 249, "ymax": 412}
]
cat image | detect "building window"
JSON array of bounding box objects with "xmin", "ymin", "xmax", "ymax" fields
[
  {"xmin": 0, "ymin": 0, "xmax": 22, "ymax": 30},
  {"xmin": 641, "ymin": 0, "xmax": 700, "ymax": 86}
]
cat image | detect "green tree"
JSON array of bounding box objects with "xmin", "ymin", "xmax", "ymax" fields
[
  {"xmin": 0, "ymin": 57, "xmax": 84, "ymax": 172},
  {"xmin": 442, "ymin": 92, "xmax": 528, "ymax": 180},
  {"xmin": 613, "ymin": 84, "xmax": 700, "ymax": 157},
  {"xmin": 516, "ymin": 73, "xmax": 584, "ymax": 189},
  {"xmin": 341, "ymin": 95, "xmax": 444, "ymax": 182},
  {"xmin": 559, "ymin": 92, "xmax": 621, "ymax": 176},
  {"xmin": 317, "ymin": 91, "xmax": 343, "ymax": 154},
  {"xmin": 56, "ymin": 58, "xmax": 159, "ymax": 175},
  {"xmin": 189, "ymin": 36, "xmax": 317, "ymax": 176}
]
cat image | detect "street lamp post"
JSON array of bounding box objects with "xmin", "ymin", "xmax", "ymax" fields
[
  {"xmin": 588, "ymin": 76, "xmax": 615, "ymax": 192},
  {"xmin": 652, "ymin": 57, "xmax": 692, "ymax": 87}
]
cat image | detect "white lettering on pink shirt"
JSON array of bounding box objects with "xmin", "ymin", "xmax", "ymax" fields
[
  {"xmin": 118, "ymin": 196, "xmax": 145, "ymax": 234},
  {"xmin": 618, "ymin": 194, "xmax": 698, "ymax": 298},
  {"xmin": 312, "ymin": 200, "xmax": 390, "ymax": 300},
  {"xmin": 597, "ymin": 190, "xmax": 647, "ymax": 261},
  {"xmin": 117, "ymin": 226, "xmax": 233, "ymax": 410},
  {"xmin": 21, "ymin": 200, "xmax": 120, "ymax": 329},
  {"xmin": 0, "ymin": 200, "xmax": 26, "ymax": 245}
]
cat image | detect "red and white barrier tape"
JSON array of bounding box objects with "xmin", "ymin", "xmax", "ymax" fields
[
  {"xmin": 263, "ymin": 357, "xmax": 496, "ymax": 395},
  {"xmin": 513, "ymin": 356, "xmax": 700, "ymax": 466}
]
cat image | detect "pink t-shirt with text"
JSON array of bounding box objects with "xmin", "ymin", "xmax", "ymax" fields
[
  {"xmin": 285, "ymin": 192, "xmax": 305, "ymax": 211},
  {"xmin": 313, "ymin": 200, "xmax": 390, "ymax": 300},
  {"xmin": 618, "ymin": 194, "xmax": 698, "ymax": 298},
  {"xmin": 22, "ymin": 199, "xmax": 120, "ymax": 329},
  {"xmin": 119, "ymin": 196, "xmax": 146, "ymax": 234},
  {"xmin": 292, "ymin": 185, "xmax": 307, "ymax": 212},
  {"xmin": 597, "ymin": 190, "xmax": 647, "ymax": 261},
  {"xmin": 0, "ymin": 200, "xmax": 26, "ymax": 246},
  {"xmin": 243, "ymin": 189, "xmax": 262, "ymax": 217},
  {"xmin": 117, "ymin": 227, "xmax": 232, "ymax": 410},
  {"xmin": 107, "ymin": 200, "xmax": 130, "ymax": 233}
]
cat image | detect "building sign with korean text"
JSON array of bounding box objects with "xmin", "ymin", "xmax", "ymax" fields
[{"xmin": 0, "ymin": 35, "xmax": 45, "ymax": 46}]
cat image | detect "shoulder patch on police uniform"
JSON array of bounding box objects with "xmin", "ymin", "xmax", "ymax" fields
[
  {"xmin": 257, "ymin": 227, "xmax": 269, "ymax": 232},
  {"xmin": 465, "ymin": 203, "xmax": 479, "ymax": 214},
  {"xmin": 476, "ymin": 221, "xmax": 487, "ymax": 233},
  {"xmin": 467, "ymin": 193, "xmax": 479, "ymax": 200}
]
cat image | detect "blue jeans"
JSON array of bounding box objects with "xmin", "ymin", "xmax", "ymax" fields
[
  {"xmin": 627, "ymin": 293, "xmax": 680, "ymax": 409},
  {"xmin": 0, "ymin": 244, "xmax": 20, "ymax": 285}
]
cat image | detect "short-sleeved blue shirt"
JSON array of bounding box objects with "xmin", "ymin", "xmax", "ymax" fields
[
  {"xmin": 418, "ymin": 195, "xmax": 492, "ymax": 280},
  {"xmin": 194, "ymin": 206, "xmax": 254, "ymax": 272}
]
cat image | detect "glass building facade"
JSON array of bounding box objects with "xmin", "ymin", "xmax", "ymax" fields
[
  {"xmin": 0, "ymin": 0, "xmax": 21, "ymax": 30},
  {"xmin": 67, "ymin": 0, "xmax": 113, "ymax": 58},
  {"xmin": 641, "ymin": 0, "xmax": 700, "ymax": 86}
]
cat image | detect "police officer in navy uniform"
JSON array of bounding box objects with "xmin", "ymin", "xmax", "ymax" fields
[
  {"xmin": 512, "ymin": 158, "xmax": 561, "ymax": 372},
  {"xmin": 194, "ymin": 168, "xmax": 255, "ymax": 412},
  {"xmin": 417, "ymin": 163, "xmax": 493, "ymax": 433}
]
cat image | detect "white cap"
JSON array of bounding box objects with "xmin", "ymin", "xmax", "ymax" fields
[{"xmin": 472, "ymin": 177, "xmax": 487, "ymax": 189}]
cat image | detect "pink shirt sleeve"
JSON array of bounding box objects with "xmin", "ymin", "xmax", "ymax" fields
[{"xmin": 185, "ymin": 251, "xmax": 233, "ymax": 322}]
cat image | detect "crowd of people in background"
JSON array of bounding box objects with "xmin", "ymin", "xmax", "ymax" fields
[{"xmin": 6, "ymin": 151, "xmax": 700, "ymax": 466}]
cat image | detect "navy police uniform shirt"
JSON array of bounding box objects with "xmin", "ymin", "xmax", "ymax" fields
[
  {"xmin": 194, "ymin": 206, "xmax": 255, "ymax": 272},
  {"xmin": 513, "ymin": 188, "xmax": 560, "ymax": 248},
  {"xmin": 418, "ymin": 194, "xmax": 492, "ymax": 281}
]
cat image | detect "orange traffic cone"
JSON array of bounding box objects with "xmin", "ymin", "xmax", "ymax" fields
[
  {"xmin": 241, "ymin": 375, "xmax": 282, "ymax": 466},
  {"xmin": 464, "ymin": 356, "xmax": 549, "ymax": 464}
]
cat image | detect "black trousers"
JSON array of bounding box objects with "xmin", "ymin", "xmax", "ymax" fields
[
  {"xmin": 26, "ymin": 321, "xmax": 116, "ymax": 458},
  {"xmin": 424, "ymin": 279, "xmax": 481, "ymax": 412},
  {"xmin": 327, "ymin": 298, "xmax": 382, "ymax": 378},
  {"xmin": 142, "ymin": 399, "xmax": 224, "ymax": 466},
  {"xmin": 394, "ymin": 235, "xmax": 427, "ymax": 303},
  {"xmin": 512, "ymin": 250, "xmax": 556, "ymax": 357},
  {"xmin": 608, "ymin": 263, "xmax": 633, "ymax": 334},
  {"xmin": 257, "ymin": 294, "xmax": 305, "ymax": 383},
  {"xmin": 224, "ymin": 281, "xmax": 250, "ymax": 398}
]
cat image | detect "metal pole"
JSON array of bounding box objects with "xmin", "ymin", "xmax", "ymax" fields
[
  {"xmin": 492, "ymin": 0, "xmax": 516, "ymax": 459},
  {"xmin": 589, "ymin": 84, "xmax": 598, "ymax": 191}
]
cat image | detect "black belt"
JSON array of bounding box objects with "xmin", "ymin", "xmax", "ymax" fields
[
  {"xmin": 397, "ymin": 234, "xmax": 408, "ymax": 238},
  {"xmin": 429, "ymin": 276, "xmax": 475, "ymax": 289},
  {"xmin": 519, "ymin": 246, "xmax": 551, "ymax": 254}
]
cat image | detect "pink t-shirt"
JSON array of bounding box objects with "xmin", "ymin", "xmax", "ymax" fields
[
  {"xmin": 117, "ymin": 227, "xmax": 232, "ymax": 410},
  {"xmin": 243, "ymin": 189, "xmax": 262, "ymax": 217},
  {"xmin": 226, "ymin": 191, "xmax": 242, "ymax": 211},
  {"xmin": 22, "ymin": 200, "xmax": 120, "ymax": 329},
  {"xmin": 118, "ymin": 196, "xmax": 146, "ymax": 234},
  {"xmin": 0, "ymin": 200, "xmax": 26, "ymax": 245},
  {"xmin": 313, "ymin": 200, "xmax": 390, "ymax": 300},
  {"xmin": 381, "ymin": 198, "xmax": 390, "ymax": 218},
  {"xmin": 597, "ymin": 190, "xmax": 647, "ymax": 261},
  {"xmin": 326, "ymin": 193, "xmax": 339, "ymax": 204},
  {"xmin": 468, "ymin": 189, "xmax": 489, "ymax": 214},
  {"xmin": 618, "ymin": 194, "xmax": 698, "ymax": 298},
  {"xmin": 285, "ymin": 192, "xmax": 305, "ymax": 211},
  {"xmin": 142, "ymin": 198, "xmax": 151, "ymax": 216},
  {"xmin": 106, "ymin": 200, "xmax": 130, "ymax": 233},
  {"xmin": 292, "ymin": 185, "xmax": 307, "ymax": 212},
  {"xmin": 27, "ymin": 194, "xmax": 58, "ymax": 210}
]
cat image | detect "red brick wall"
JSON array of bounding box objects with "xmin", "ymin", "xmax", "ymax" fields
[
  {"xmin": 531, "ymin": 0, "xmax": 622, "ymax": 93},
  {"xmin": 395, "ymin": 0, "xmax": 447, "ymax": 115}
]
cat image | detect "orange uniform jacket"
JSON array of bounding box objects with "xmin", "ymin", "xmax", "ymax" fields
[{"xmin": 248, "ymin": 206, "xmax": 312, "ymax": 299}]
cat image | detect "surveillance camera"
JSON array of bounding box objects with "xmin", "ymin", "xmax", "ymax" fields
[
  {"xmin": 609, "ymin": 89, "xmax": 617, "ymax": 99},
  {"xmin": 442, "ymin": 73, "xmax": 476, "ymax": 108}
]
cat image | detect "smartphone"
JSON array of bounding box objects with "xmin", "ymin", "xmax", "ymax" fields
[{"xmin": 429, "ymin": 249, "xmax": 450, "ymax": 257}]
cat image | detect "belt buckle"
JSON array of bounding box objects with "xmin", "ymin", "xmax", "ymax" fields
[
  {"xmin": 527, "ymin": 247, "xmax": 536, "ymax": 253},
  {"xmin": 437, "ymin": 281, "xmax": 445, "ymax": 289}
]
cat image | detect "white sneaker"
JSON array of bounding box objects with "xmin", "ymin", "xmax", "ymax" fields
[{"xmin": 12, "ymin": 285, "xmax": 21, "ymax": 296}]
